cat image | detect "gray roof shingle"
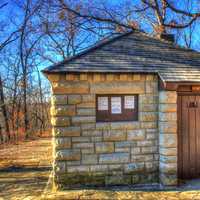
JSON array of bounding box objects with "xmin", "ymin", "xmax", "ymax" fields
[{"xmin": 42, "ymin": 30, "xmax": 200, "ymax": 82}]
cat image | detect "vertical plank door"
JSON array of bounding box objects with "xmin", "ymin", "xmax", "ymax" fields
[{"xmin": 178, "ymin": 95, "xmax": 200, "ymax": 179}]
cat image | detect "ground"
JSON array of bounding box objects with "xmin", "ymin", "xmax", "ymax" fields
[
  {"xmin": 1, "ymin": 138, "xmax": 200, "ymax": 200},
  {"xmin": 0, "ymin": 138, "xmax": 52, "ymax": 200}
]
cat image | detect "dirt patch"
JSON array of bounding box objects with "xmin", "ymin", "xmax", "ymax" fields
[{"xmin": 0, "ymin": 137, "xmax": 52, "ymax": 200}]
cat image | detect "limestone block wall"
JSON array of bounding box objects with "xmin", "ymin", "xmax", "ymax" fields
[
  {"xmin": 48, "ymin": 73, "xmax": 159, "ymax": 189},
  {"xmin": 159, "ymin": 91, "xmax": 177, "ymax": 185}
]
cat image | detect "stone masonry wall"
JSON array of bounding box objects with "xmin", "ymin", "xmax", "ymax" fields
[
  {"xmin": 48, "ymin": 73, "xmax": 159, "ymax": 189},
  {"xmin": 159, "ymin": 91, "xmax": 177, "ymax": 185}
]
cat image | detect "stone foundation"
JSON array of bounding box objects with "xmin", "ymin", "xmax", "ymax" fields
[{"xmin": 47, "ymin": 73, "xmax": 166, "ymax": 189}]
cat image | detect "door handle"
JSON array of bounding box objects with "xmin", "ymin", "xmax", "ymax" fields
[{"xmin": 187, "ymin": 102, "xmax": 198, "ymax": 108}]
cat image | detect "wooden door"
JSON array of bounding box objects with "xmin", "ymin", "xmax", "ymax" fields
[{"xmin": 178, "ymin": 95, "xmax": 200, "ymax": 179}]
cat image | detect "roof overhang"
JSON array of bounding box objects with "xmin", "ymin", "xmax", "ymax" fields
[{"xmin": 159, "ymin": 79, "xmax": 200, "ymax": 91}]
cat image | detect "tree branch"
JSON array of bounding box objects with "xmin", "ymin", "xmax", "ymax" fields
[{"xmin": 58, "ymin": 0, "xmax": 133, "ymax": 30}]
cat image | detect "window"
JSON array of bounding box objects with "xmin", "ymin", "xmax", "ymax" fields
[{"xmin": 96, "ymin": 94, "xmax": 138, "ymax": 122}]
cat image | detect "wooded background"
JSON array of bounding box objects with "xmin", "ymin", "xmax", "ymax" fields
[{"xmin": 0, "ymin": 0, "xmax": 200, "ymax": 143}]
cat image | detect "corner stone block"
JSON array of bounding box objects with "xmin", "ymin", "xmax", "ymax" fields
[
  {"xmin": 51, "ymin": 105, "xmax": 76, "ymax": 116},
  {"xmin": 53, "ymin": 127, "xmax": 81, "ymax": 137},
  {"xmin": 160, "ymin": 134, "xmax": 177, "ymax": 148},
  {"xmin": 52, "ymin": 82, "xmax": 89, "ymax": 94},
  {"xmin": 127, "ymin": 130, "xmax": 145, "ymax": 141},
  {"xmin": 159, "ymin": 121, "xmax": 177, "ymax": 133},
  {"xmin": 160, "ymin": 174, "xmax": 177, "ymax": 186},
  {"xmin": 159, "ymin": 104, "xmax": 177, "ymax": 112},
  {"xmin": 55, "ymin": 149, "xmax": 81, "ymax": 161},
  {"xmin": 160, "ymin": 162, "xmax": 177, "ymax": 174},
  {"xmin": 51, "ymin": 117, "xmax": 70, "ymax": 127},
  {"xmin": 54, "ymin": 161, "xmax": 66, "ymax": 174},
  {"xmin": 159, "ymin": 112, "xmax": 177, "ymax": 122},
  {"xmin": 160, "ymin": 147, "xmax": 177, "ymax": 156},
  {"xmin": 99, "ymin": 153, "xmax": 129, "ymax": 164},
  {"xmin": 160, "ymin": 155, "xmax": 177, "ymax": 163},
  {"xmin": 159, "ymin": 91, "xmax": 177, "ymax": 104},
  {"xmin": 54, "ymin": 137, "xmax": 71, "ymax": 149},
  {"xmin": 51, "ymin": 95, "xmax": 67, "ymax": 105}
]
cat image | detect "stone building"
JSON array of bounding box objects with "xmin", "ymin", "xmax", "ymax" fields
[{"xmin": 42, "ymin": 30, "xmax": 200, "ymax": 189}]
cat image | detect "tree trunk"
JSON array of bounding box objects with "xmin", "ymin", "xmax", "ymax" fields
[
  {"xmin": 37, "ymin": 67, "xmax": 45, "ymax": 134},
  {"xmin": 0, "ymin": 74, "xmax": 10, "ymax": 141}
]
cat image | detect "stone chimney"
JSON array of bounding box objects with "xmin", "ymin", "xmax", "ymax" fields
[{"xmin": 159, "ymin": 33, "xmax": 175, "ymax": 43}]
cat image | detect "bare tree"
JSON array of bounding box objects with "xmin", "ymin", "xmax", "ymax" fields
[
  {"xmin": 57, "ymin": 0, "xmax": 200, "ymax": 37},
  {"xmin": 0, "ymin": 74, "xmax": 10, "ymax": 141}
]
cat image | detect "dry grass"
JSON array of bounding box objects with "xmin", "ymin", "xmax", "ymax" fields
[
  {"xmin": 0, "ymin": 137, "xmax": 52, "ymax": 200},
  {"xmin": 0, "ymin": 137, "xmax": 52, "ymax": 169}
]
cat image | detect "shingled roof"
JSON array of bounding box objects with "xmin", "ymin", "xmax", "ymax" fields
[{"xmin": 42, "ymin": 30, "xmax": 200, "ymax": 82}]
